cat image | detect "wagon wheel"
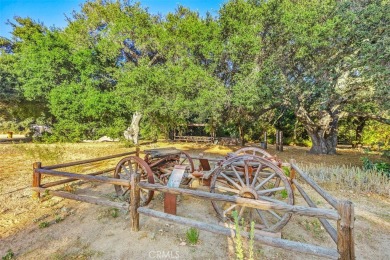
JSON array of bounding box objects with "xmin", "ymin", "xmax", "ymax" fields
[
  {"xmin": 114, "ymin": 156, "xmax": 154, "ymax": 206},
  {"xmin": 210, "ymin": 155, "xmax": 294, "ymax": 232},
  {"xmin": 154, "ymin": 151, "xmax": 195, "ymax": 185},
  {"xmin": 233, "ymin": 147, "xmax": 280, "ymax": 166},
  {"xmin": 176, "ymin": 150, "xmax": 195, "ymax": 185},
  {"xmin": 233, "ymin": 147, "xmax": 273, "ymax": 159}
]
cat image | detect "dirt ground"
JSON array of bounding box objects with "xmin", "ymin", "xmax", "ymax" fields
[{"xmin": 0, "ymin": 141, "xmax": 389, "ymax": 259}]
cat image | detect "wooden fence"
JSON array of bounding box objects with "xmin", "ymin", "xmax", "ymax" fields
[
  {"xmin": 32, "ymin": 149, "xmax": 140, "ymax": 209},
  {"xmin": 32, "ymin": 151, "xmax": 354, "ymax": 260},
  {"xmin": 130, "ymin": 161, "xmax": 354, "ymax": 260},
  {"xmin": 174, "ymin": 135, "xmax": 214, "ymax": 143}
]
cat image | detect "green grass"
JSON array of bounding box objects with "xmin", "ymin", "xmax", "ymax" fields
[{"xmin": 186, "ymin": 227, "xmax": 199, "ymax": 245}]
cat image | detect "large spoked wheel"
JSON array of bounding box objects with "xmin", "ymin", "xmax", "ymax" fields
[
  {"xmin": 233, "ymin": 147, "xmax": 280, "ymax": 166},
  {"xmin": 233, "ymin": 147, "xmax": 274, "ymax": 159},
  {"xmin": 153, "ymin": 151, "xmax": 195, "ymax": 185},
  {"xmin": 210, "ymin": 155, "xmax": 294, "ymax": 232},
  {"xmin": 114, "ymin": 156, "xmax": 154, "ymax": 206},
  {"xmin": 176, "ymin": 150, "xmax": 195, "ymax": 185}
]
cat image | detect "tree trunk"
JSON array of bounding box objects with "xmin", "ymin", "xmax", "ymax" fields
[
  {"xmin": 238, "ymin": 125, "xmax": 245, "ymax": 146},
  {"xmin": 307, "ymin": 117, "xmax": 339, "ymax": 155},
  {"xmin": 295, "ymin": 105, "xmax": 340, "ymax": 155},
  {"xmin": 124, "ymin": 111, "xmax": 142, "ymax": 144},
  {"xmin": 355, "ymin": 117, "xmax": 366, "ymax": 145}
]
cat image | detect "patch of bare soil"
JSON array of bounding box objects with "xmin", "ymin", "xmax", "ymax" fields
[{"xmin": 1, "ymin": 142, "xmax": 389, "ymax": 259}]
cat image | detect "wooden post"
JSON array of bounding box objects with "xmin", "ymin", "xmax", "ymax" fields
[
  {"xmin": 279, "ymin": 131, "xmax": 283, "ymax": 152},
  {"xmin": 164, "ymin": 194, "xmax": 177, "ymax": 215},
  {"xmin": 276, "ymin": 130, "xmax": 279, "ymax": 151},
  {"xmin": 337, "ymin": 200, "xmax": 355, "ymax": 260},
  {"xmin": 290, "ymin": 170, "xmax": 296, "ymax": 192},
  {"xmin": 130, "ymin": 173, "xmax": 140, "ymax": 231},
  {"xmin": 32, "ymin": 162, "xmax": 42, "ymax": 200},
  {"xmin": 264, "ymin": 131, "xmax": 267, "ymax": 149},
  {"xmin": 136, "ymin": 147, "xmax": 140, "ymax": 158}
]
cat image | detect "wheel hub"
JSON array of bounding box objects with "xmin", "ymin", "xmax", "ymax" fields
[{"xmin": 239, "ymin": 186, "xmax": 258, "ymax": 199}]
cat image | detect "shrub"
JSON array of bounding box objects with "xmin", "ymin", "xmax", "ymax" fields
[{"xmin": 362, "ymin": 157, "xmax": 390, "ymax": 178}]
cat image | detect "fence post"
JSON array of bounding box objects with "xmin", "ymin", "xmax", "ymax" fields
[
  {"xmin": 130, "ymin": 173, "xmax": 140, "ymax": 231},
  {"xmin": 289, "ymin": 159, "xmax": 296, "ymax": 192},
  {"xmin": 337, "ymin": 200, "xmax": 355, "ymax": 260},
  {"xmin": 276, "ymin": 130, "xmax": 279, "ymax": 151},
  {"xmin": 32, "ymin": 162, "xmax": 42, "ymax": 200},
  {"xmin": 263, "ymin": 131, "xmax": 268, "ymax": 149},
  {"xmin": 136, "ymin": 147, "xmax": 140, "ymax": 158},
  {"xmin": 279, "ymin": 131, "xmax": 283, "ymax": 152}
]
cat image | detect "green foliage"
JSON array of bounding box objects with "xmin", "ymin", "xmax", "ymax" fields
[
  {"xmin": 232, "ymin": 210, "xmax": 244, "ymax": 260},
  {"xmin": 39, "ymin": 221, "xmax": 50, "ymax": 228},
  {"xmin": 232, "ymin": 210, "xmax": 255, "ymax": 260},
  {"xmin": 2, "ymin": 250, "xmax": 14, "ymax": 260},
  {"xmin": 2, "ymin": 0, "xmax": 389, "ymax": 147},
  {"xmin": 186, "ymin": 227, "xmax": 199, "ymax": 245},
  {"xmin": 362, "ymin": 157, "xmax": 390, "ymax": 178},
  {"xmin": 362, "ymin": 121, "xmax": 390, "ymax": 149},
  {"xmin": 110, "ymin": 208, "xmax": 119, "ymax": 218}
]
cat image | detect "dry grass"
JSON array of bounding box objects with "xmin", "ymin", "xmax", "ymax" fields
[{"xmin": 299, "ymin": 164, "xmax": 390, "ymax": 196}]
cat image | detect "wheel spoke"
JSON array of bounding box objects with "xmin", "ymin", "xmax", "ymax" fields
[
  {"xmin": 215, "ymin": 185, "xmax": 240, "ymax": 194},
  {"xmin": 231, "ymin": 165, "xmax": 245, "ymax": 187},
  {"xmin": 239, "ymin": 206, "xmax": 246, "ymax": 219},
  {"xmin": 121, "ymin": 165, "xmax": 131, "ymax": 177},
  {"xmin": 244, "ymin": 161, "xmax": 250, "ymax": 186},
  {"xmin": 251, "ymin": 163, "xmax": 262, "ymax": 187},
  {"xmin": 140, "ymin": 190, "xmax": 146, "ymax": 202},
  {"xmin": 118, "ymin": 172, "xmax": 128, "ymax": 179},
  {"xmin": 256, "ymin": 209, "xmax": 270, "ymax": 228},
  {"xmin": 223, "ymin": 204, "xmax": 237, "ymax": 217},
  {"xmin": 268, "ymin": 210, "xmax": 282, "ymax": 220},
  {"xmin": 220, "ymin": 172, "xmax": 242, "ymax": 190},
  {"xmin": 257, "ymin": 186, "xmax": 285, "ymax": 195},
  {"xmin": 180, "ymin": 157, "xmax": 188, "ymax": 165},
  {"xmin": 255, "ymin": 173, "xmax": 276, "ymax": 190},
  {"xmin": 258, "ymin": 195, "xmax": 288, "ymax": 205}
]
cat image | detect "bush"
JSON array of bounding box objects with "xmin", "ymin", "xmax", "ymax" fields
[{"xmin": 362, "ymin": 157, "xmax": 390, "ymax": 178}]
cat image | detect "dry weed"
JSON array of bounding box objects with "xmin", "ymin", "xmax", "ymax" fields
[{"xmin": 299, "ymin": 163, "xmax": 390, "ymax": 196}]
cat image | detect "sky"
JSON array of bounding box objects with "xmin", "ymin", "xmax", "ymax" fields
[{"xmin": 0, "ymin": 0, "xmax": 225, "ymax": 39}]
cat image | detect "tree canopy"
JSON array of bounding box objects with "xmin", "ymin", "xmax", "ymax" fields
[{"xmin": 0, "ymin": 0, "xmax": 388, "ymax": 153}]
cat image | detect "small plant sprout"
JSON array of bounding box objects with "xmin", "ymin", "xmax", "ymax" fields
[
  {"xmin": 186, "ymin": 227, "xmax": 199, "ymax": 245},
  {"xmin": 2, "ymin": 249, "xmax": 14, "ymax": 260},
  {"xmin": 55, "ymin": 216, "xmax": 64, "ymax": 223},
  {"xmin": 39, "ymin": 221, "xmax": 50, "ymax": 228},
  {"xmin": 232, "ymin": 210, "xmax": 244, "ymax": 260},
  {"xmin": 111, "ymin": 208, "xmax": 119, "ymax": 218}
]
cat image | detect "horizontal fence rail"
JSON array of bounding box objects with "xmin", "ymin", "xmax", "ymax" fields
[
  {"xmin": 137, "ymin": 182, "xmax": 340, "ymax": 220},
  {"xmin": 41, "ymin": 167, "xmax": 116, "ymax": 188},
  {"xmin": 32, "ymin": 187, "xmax": 128, "ymax": 210},
  {"xmin": 43, "ymin": 150, "xmax": 138, "ymax": 170},
  {"xmin": 138, "ymin": 207, "xmax": 339, "ymax": 259},
  {"xmin": 36, "ymin": 168, "xmax": 131, "ymax": 187}
]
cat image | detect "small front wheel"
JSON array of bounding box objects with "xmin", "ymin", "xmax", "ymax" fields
[{"xmin": 114, "ymin": 156, "xmax": 154, "ymax": 206}]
